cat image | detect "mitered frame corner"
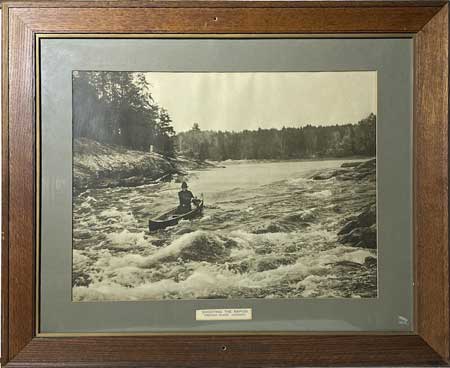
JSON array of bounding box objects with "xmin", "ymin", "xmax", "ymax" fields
[{"xmin": 2, "ymin": 0, "xmax": 449, "ymax": 366}]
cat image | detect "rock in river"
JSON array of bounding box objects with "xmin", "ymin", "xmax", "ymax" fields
[
  {"xmin": 339, "ymin": 224, "xmax": 377, "ymax": 249},
  {"xmin": 336, "ymin": 160, "xmax": 377, "ymax": 249}
]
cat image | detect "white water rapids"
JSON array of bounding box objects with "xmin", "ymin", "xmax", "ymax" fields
[{"xmin": 72, "ymin": 159, "xmax": 377, "ymax": 301}]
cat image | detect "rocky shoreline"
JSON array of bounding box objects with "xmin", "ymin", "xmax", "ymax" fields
[
  {"xmin": 73, "ymin": 138, "xmax": 216, "ymax": 194},
  {"xmin": 313, "ymin": 158, "xmax": 377, "ymax": 251}
]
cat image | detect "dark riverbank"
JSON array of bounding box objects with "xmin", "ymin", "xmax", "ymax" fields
[{"xmin": 73, "ymin": 138, "xmax": 216, "ymax": 194}]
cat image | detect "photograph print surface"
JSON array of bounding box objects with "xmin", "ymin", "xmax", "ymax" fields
[{"xmin": 72, "ymin": 71, "xmax": 377, "ymax": 302}]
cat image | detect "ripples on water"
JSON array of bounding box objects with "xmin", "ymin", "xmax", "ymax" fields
[{"xmin": 72, "ymin": 159, "xmax": 377, "ymax": 301}]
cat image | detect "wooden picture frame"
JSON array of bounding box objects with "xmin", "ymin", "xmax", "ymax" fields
[{"xmin": 2, "ymin": 0, "xmax": 449, "ymax": 366}]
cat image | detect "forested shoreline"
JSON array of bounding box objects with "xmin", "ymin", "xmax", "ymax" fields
[
  {"xmin": 73, "ymin": 71, "xmax": 376, "ymax": 163},
  {"xmin": 73, "ymin": 71, "xmax": 176, "ymax": 157},
  {"xmin": 177, "ymin": 114, "xmax": 375, "ymax": 161}
]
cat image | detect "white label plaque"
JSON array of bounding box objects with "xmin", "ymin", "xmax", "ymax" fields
[{"xmin": 196, "ymin": 308, "xmax": 252, "ymax": 321}]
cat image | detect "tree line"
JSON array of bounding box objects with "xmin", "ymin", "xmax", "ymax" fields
[
  {"xmin": 73, "ymin": 71, "xmax": 375, "ymax": 161},
  {"xmin": 177, "ymin": 114, "xmax": 376, "ymax": 161},
  {"xmin": 73, "ymin": 71, "xmax": 176, "ymax": 156}
]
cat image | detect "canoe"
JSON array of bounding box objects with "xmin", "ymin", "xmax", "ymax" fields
[{"xmin": 148, "ymin": 200, "xmax": 204, "ymax": 231}]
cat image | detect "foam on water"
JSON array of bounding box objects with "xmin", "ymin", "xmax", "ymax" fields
[
  {"xmin": 106, "ymin": 229, "xmax": 148, "ymax": 248},
  {"xmin": 74, "ymin": 237, "xmax": 375, "ymax": 301},
  {"xmin": 305, "ymin": 189, "xmax": 333, "ymax": 199},
  {"xmin": 73, "ymin": 159, "xmax": 377, "ymax": 301},
  {"xmin": 73, "ymin": 250, "xmax": 91, "ymax": 270}
]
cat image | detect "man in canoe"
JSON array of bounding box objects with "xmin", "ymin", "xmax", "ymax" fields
[{"xmin": 177, "ymin": 181, "xmax": 196, "ymax": 214}]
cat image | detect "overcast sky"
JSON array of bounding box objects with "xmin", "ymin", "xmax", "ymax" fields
[{"xmin": 145, "ymin": 71, "xmax": 377, "ymax": 133}]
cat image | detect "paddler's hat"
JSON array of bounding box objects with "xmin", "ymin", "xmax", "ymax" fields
[{"xmin": 181, "ymin": 181, "xmax": 188, "ymax": 189}]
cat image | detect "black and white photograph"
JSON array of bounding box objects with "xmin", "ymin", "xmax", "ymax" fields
[{"xmin": 72, "ymin": 71, "xmax": 377, "ymax": 302}]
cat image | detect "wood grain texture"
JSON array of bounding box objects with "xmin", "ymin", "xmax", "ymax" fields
[
  {"xmin": 8, "ymin": 335, "xmax": 447, "ymax": 367},
  {"xmin": 9, "ymin": 5, "xmax": 442, "ymax": 33},
  {"xmin": 2, "ymin": 0, "xmax": 450, "ymax": 366},
  {"xmin": 414, "ymin": 3, "xmax": 449, "ymax": 362},
  {"xmin": 4, "ymin": 4, "xmax": 36, "ymax": 363},
  {"xmin": 2, "ymin": 3, "xmax": 10, "ymax": 366},
  {"xmin": 1, "ymin": 0, "xmax": 448, "ymax": 7}
]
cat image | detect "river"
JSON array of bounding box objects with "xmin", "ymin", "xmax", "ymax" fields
[{"xmin": 72, "ymin": 159, "xmax": 377, "ymax": 301}]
